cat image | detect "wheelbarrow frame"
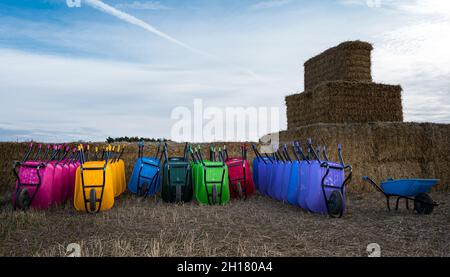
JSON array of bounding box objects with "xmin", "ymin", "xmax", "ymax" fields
[{"xmin": 362, "ymin": 176, "xmax": 439, "ymax": 213}]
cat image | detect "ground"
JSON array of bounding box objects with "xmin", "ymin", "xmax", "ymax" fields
[{"xmin": 0, "ymin": 192, "xmax": 449, "ymax": 257}]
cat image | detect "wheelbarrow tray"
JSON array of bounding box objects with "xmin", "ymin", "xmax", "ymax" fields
[
  {"xmin": 116, "ymin": 159, "xmax": 126, "ymax": 195},
  {"xmin": 74, "ymin": 161, "xmax": 115, "ymax": 213},
  {"xmin": 225, "ymin": 157, "xmax": 255, "ymax": 199},
  {"xmin": 381, "ymin": 179, "xmax": 439, "ymax": 197},
  {"xmin": 110, "ymin": 161, "xmax": 125, "ymax": 197},
  {"xmin": 194, "ymin": 161, "xmax": 230, "ymax": 205},
  {"xmin": 281, "ymin": 162, "xmax": 292, "ymax": 202},
  {"xmin": 128, "ymin": 157, "xmax": 161, "ymax": 196},
  {"xmin": 252, "ymin": 158, "xmax": 259, "ymax": 190},
  {"xmin": 49, "ymin": 161, "xmax": 66, "ymax": 205},
  {"xmin": 161, "ymin": 158, "xmax": 193, "ymax": 203},
  {"xmin": 66, "ymin": 162, "xmax": 80, "ymax": 201},
  {"xmin": 287, "ymin": 161, "xmax": 300, "ymax": 205},
  {"xmin": 254, "ymin": 157, "xmax": 272, "ymax": 195},
  {"xmin": 268, "ymin": 161, "xmax": 285, "ymax": 200},
  {"xmin": 297, "ymin": 161, "xmax": 311, "ymax": 210}
]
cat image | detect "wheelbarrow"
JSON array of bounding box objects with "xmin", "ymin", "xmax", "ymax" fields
[
  {"xmin": 161, "ymin": 143, "xmax": 193, "ymax": 203},
  {"xmin": 107, "ymin": 145, "xmax": 126, "ymax": 197},
  {"xmin": 128, "ymin": 141, "xmax": 163, "ymax": 197},
  {"xmin": 287, "ymin": 141, "xmax": 310, "ymax": 208},
  {"xmin": 13, "ymin": 144, "xmax": 65, "ymax": 210},
  {"xmin": 251, "ymin": 144, "xmax": 275, "ymax": 196},
  {"xmin": 223, "ymin": 144, "xmax": 255, "ymax": 199},
  {"xmin": 303, "ymin": 139, "xmax": 352, "ymax": 218},
  {"xmin": 190, "ymin": 145, "xmax": 229, "ymax": 205},
  {"xmin": 362, "ymin": 176, "xmax": 439, "ymax": 214},
  {"xmin": 74, "ymin": 145, "xmax": 116, "ymax": 213}
]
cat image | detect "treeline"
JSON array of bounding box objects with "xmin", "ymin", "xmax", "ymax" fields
[{"xmin": 105, "ymin": 137, "xmax": 170, "ymax": 143}]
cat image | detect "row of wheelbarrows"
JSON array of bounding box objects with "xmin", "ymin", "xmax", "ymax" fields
[{"xmin": 12, "ymin": 140, "xmax": 439, "ymax": 216}]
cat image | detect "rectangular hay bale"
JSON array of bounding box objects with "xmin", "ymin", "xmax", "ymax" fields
[{"xmin": 304, "ymin": 41, "xmax": 373, "ymax": 91}]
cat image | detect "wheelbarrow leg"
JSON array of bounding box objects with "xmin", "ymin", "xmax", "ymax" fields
[
  {"xmin": 406, "ymin": 198, "xmax": 410, "ymax": 210},
  {"xmin": 395, "ymin": 197, "xmax": 401, "ymax": 211},
  {"xmin": 386, "ymin": 196, "xmax": 391, "ymax": 211}
]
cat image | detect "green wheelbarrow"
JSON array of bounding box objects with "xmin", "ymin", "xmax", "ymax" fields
[{"xmin": 190, "ymin": 146, "xmax": 230, "ymax": 205}]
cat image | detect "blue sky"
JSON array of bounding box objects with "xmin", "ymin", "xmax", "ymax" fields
[{"xmin": 0, "ymin": 0, "xmax": 449, "ymax": 142}]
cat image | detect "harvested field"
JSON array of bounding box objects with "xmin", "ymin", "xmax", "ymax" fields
[
  {"xmin": 0, "ymin": 141, "xmax": 448, "ymax": 257},
  {"xmin": 0, "ymin": 192, "xmax": 448, "ymax": 257}
]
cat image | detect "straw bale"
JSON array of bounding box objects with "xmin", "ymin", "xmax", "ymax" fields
[
  {"xmin": 285, "ymin": 81, "xmax": 403, "ymax": 128},
  {"xmin": 304, "ymin": 41, "xmax": 373, "ymax": 91}
]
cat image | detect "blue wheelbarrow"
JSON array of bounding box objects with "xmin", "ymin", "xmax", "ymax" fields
[
  {"xmin": 128, "ymin": 141, "xmax": 164, "ymax": 197},
  {"xmin": 362, "ymin": 176, "xmax": 440, "ymax": 214}
]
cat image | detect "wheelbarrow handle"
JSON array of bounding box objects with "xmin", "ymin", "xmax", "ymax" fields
[
  {"xmin": 316, "ymin": 145, "xmax": 321, "ymax": 161},
  {"xmin": 282, "ymin": 144, "xmax": 292, "ymax": 162},
  {"xmin": 322, "ymin": 145, "xmax": 329, "ymax": 162},
  {"xmin": 32, "ymin": 144, "xmax": 43, "ymax": 161},
  {"xmin": 163, "ymin": 143, "xmax": 169, "ymax": 162},
  {"xmin": 291, "ymin": 142, "xmax": 300, "ymax": 161},
  {"xmin": 294, "ymin": 141, "xmax": 309, "ymax": 163},
  {"xmin": 251, "ymin": 144, "xmax": 267, "ymax": 164},
  {"xmin": 307, "ymin": 139, "xmax": 321, "ymax": 162},
  {"xmin": 361, "ymin": 176, "xmax": 385, "ymax": 195}
]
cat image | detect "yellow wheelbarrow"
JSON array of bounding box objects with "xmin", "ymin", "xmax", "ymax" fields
[{"xmin": 74, "ymin": 145, "xmax": 119, "ymax": 213}]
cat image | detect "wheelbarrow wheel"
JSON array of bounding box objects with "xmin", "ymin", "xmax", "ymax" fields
[
  {"xmin": 327, "ymin": 190, "xmax": 344, "ymax": 216},
  {"xmin": 175, "ymin": 185, "xmax": 182, "ymax": 203},
  {"xmin": 211, "ymin": 186, "xmax": 217, "ymax": 205},
  {"xmin": 236, "ymin": 182, "xmax": 243, "ymax": 199},
  {"xmin": 16, "ymin": 188, "xmax": 31, "ymax": 210},
  {"xmin": 139, "ymin": 182, "xmax": 149, "ymax": 197},
  {"xmin": 414, "ymin": 193, "xmax": 434, "ymax": 215},
  {"xmin": 89, "ymin": 189, "xmax": 97, "ymax": 212}
]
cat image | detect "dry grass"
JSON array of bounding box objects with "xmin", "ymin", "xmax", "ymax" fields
[{"xmin": 0, "ymin": 192, "xmax": 449, "ymax": 257}]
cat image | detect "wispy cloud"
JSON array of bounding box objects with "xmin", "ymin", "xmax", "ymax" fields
[
  {"xmin": 83, "ymin": 0, "xmax": 261, "ymax": 79},
  {"xmin": 251, "ymin": 0, "xmax": 292, "ymax": 10},
  {"xmin": 115, "ymin": 1, "xmax": 170, "ymax": 11}
]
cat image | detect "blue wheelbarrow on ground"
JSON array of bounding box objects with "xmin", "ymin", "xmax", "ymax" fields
[{"xmin": 362, "ymin": 176, "xmax": 440, "ymax": 214}]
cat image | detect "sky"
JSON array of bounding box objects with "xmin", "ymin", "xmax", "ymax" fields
[{"xmin": 0, "ymin": 0, "xmax": 449, "ymax": 142}]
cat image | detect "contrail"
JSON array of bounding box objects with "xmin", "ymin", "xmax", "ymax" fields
[{"xmin": 83, "ymin": 0, "xmax": 261, "ymax": 79}]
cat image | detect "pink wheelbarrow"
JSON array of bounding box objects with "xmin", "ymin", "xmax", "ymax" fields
[
  {"xmin": 13, "ymin": 144, "xmax": 72, "ymax": 210},
  {"xmin": 223, "ymin": 145, "xmax": 255, "ymax": 199}
]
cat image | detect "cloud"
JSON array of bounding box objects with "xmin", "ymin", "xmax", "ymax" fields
[
  {"xmin": 115, "ymin": 1, "xmax": 170, "ymax": 11},
  {"xmin": 369, "ymin": 0, "xmax": 450, "ymax": 123},
  {"xmin": 0, "ymin": 49, "xmax": 286, "ymax": 142},
  {"xmin": 251, "ymin": 0, "xmax": 292, "ymax": 10}
]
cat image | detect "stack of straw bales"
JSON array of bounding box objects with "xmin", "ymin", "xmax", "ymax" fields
[
  {"xmin": 286, "ymin": 41, "xmax": 403, "ymax": 129},
  {"xmin": 278, "ymin": 40, "xmax": 449, "ymax": 191},
  {"xmin": 277, "ymin": 122, "xmax": 450, "ymax": 192}
]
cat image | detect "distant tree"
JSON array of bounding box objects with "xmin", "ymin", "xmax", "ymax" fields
[{"xmin": 105, "ymin": 137, "xmax": 170, "ymax": 143}]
